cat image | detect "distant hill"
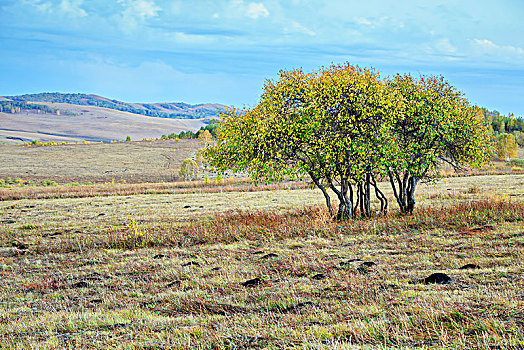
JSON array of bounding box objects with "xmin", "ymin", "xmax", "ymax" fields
[
  {"xmin": 0, "ymin": 101, "xmax": 209, "ymax": 145},
  {"xmin": 4, "ymin": 92, "xmax": 228, "ymax": 119}
]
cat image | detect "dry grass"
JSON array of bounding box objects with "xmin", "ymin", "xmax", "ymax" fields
[
  {"xmin": 0, "ymin": 139, "xmax": 216, "ymax": 184},
  {"xmin": 0, "ymin": 104, "xmax": 206, "ymax": 145},
  {"xmin": 0, "ymin": 174, "xmax": 523, "ymax": 348}
]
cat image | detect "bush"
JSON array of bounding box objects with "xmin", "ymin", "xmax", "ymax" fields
[
  {"xmin": 179, "ymin": 159, "xmax": 199, "ymax": 181},
  {"xmin": 508, "ymin": 158, "xmax": 524, "ymax": 167}
]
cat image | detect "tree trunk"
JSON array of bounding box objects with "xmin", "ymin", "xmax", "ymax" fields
[
  {"xmin": 388, "ymin": 169, "xmax": 412, "ymax": 214},
  {"xmin": 371, "ymin": 175, "xmax": 388, "ymax": 213},
  {"xmin": 329, "ymin": 178, "xmax": 353, "ymax": 221},
  {"xmin": 364, "ymin": 173, "xmax": 371, "ymax": 217},
  {"xmin": 406, "ymin": 176, "xmax": 419, "ymax": 214},
  {"xmin": 308, "ymin": 172, "xmax": 334, "ymax": 218}
]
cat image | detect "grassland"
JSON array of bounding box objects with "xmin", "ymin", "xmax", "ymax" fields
[
  {"xmin": 0, "ymin": 103, "xmax": 206, "ymax": 145},
  {"xmin": 0, "ymin": 142, "xmax": 523, "ymax": 349},
  {"xmin": 0, "ymin": 139, "xmax": 209, "ymax": 184}
]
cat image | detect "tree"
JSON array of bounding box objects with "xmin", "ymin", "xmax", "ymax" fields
[
  {"xmin": 496, "ymin": 133, "xmax": 518, "ymax": 161},
  {"xmin": 385, "ymin": 74, "xmax": 491, "ymax": 214},
  {"xmin": 179, "ymin": 159, "xmax": 199, "ymax": 180},
  {"xmin": 198, "ymin": 129, "xmax": 212, "ymax": 147},
  {"xmin": 207, "ymin": 63, "xmax": 397, "ymax": 219},
  {"xmin": 206, "ymin": 64, "xmax": 491, "ymax": 219}
]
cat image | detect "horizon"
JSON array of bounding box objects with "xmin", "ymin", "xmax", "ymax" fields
[{"xmin": 1, "ymin": 0, "xmax": 523, "ymax": 117}]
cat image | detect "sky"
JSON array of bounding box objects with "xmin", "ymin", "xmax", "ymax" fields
[{"xmin": 1, "ymin": 0, "xmax": 523, "ymax": 116}]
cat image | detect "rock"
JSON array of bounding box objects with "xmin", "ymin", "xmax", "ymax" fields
[
  {"xmin": 311, "ymin": 273, "xmax": 325, "ymax": 280},
  {"xmin": 339, "ymin": 258, "xmax": 362, "ymax": 267},
  {"xmin": 211, "ymin": 267, "xmax": 221, "ymax": 271},
  {"xmin": 252, "ymin": 251, "xmax": 265, "ymax": 255},
  {"xmin": 280, "ymin": 301, "xmax": 314, "ymax": 313},
  {"xmin": 153, "ymin": 254, "xmax": 167, "ymax": 259},
  {"xmin": 181, "ymin": 261, "xmax": 200, "ymax": 267},
  {"xmin": 241, "ymin": 277, "xmax": 262, "ymax": 287},
  {"xmin": 357, "ymin": 261, "xmax": 376, "ymax": 273},
  {"xmin": 72, "ymin": 281, "xmax": 89, "ymax": 288},
  {"xmin": 261, "ymin": 253, "xmax": 278, "ymax": 259},
  {"xmin": 13, "ymin": 242, "xmax": 29, "ymax": 250},
  {"xmin": 423, "ymin": 273, "xmax": 451, "ymax": 284},
  {"xmin": 459, "ymin": 263, "xmax": 480, "ymax": 270},
  {"xmin": 166, "ymin": 280, "xmax": 181, "ymax": 288},
  {"xmin": 90, "ymin": 299, "xmax": 103, "ymax": 304},
  {"xmin": 183, "ymin": 205, "xmax": 191, "ymax": 209}
]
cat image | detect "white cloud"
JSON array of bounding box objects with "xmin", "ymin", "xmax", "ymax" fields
[
  {"xmin": 117, "ymin": 0, "xmax": 161, "ymax": 33},
  {"xmin": 245, "ymin": 2, "xmax": 269, "ymax": 19},
  {"xmin": 472, "ymin": 38, "xmax": 524, "ymax": 55},
  {"xmin": 285, "ymin": 21, "xmax": 315, "ymax": 36},
  {"xmin": 171, "ymin": 32, "xmax": 213, "ymax": 44},
  {"xmin": 34, "ymin": 0, "xmax": 52, "ymax": 13},
  {"xmin": 120, "ymin": 0, "xmax": 161, "ymax": 21},
  {"xmin": 230, "ymin": 1, "xmax": 269, "ymax": 20},
  {"xmin": 355, "ymin": 17, "xmax": 372, "ymax": 27},
  {"xmin": 59, "ymin": 0, "xmax": 87, "ymax": 17},
  {"xmin": 435, "ymin": 38, "xmax": 457, "ymax": 54}
]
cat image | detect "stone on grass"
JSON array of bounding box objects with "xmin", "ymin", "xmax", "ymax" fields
[
  {"xmin": 311, "ymin": 273, "xmax": 325, "ymax": 280},
  {"xmin": 423, "ymin": 273, "xmax": 451, "ymax": 284},
  {"xmin": 72, "ymin": 281, "xmax": 89, "ymax": 288},
  {"xmin": 166, "ymin": 280, "xmax": 181, "ymax": 288},
  {"xmin": 459, "ymin": 263, "xmax": 480, "ymax": 270},
  {"xmin": 242, "ymin": 277, "xmax": 262, "ymax": 287},
  {"xmin": 261, "ymin": 253, "xmax": 278, "ymax": 259},
  {"xmin": 357, "ymin": 261, "xmax": 376, "ymax": 273}
]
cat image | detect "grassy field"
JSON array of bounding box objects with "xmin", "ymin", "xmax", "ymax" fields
[
  {"xmin": 0, "ymin": 139, "xmax": 212, "ymax": 184},
  {"xmin": 0, "ymin": 166, "xmax": 523, "ymax": 348},
  {"xmin": 0, "ymin": 142, "xmax": 523, "ymax": 348}
]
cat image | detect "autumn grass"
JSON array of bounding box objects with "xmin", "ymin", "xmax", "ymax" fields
[
  {"xmin": 0, "ymin": 139, "xmax": 210, "ymax": 184},
  {"xmin": 0, "ymin": 174, "xmax": 523, "ymax": 349},
  {"xmin": 0, "ymin": 178, "xmax": 309, "ymax": 201}
]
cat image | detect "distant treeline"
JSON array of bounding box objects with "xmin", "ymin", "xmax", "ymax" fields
[
  {"xmin": 0, "ymin": 101, "xmax": 58, "ymax": 114},
  {"xmin": 481, "ymin": 107, "xmax": 524, "ymax": 146},
  {"xmin": 6, "ymin": 92, "xmax": 224, "ymax": 119},
  {"xmin": 161, "ymin": 119, "xmax": 220, "ymax": 140}
]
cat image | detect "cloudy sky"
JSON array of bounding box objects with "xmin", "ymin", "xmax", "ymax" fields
[{"xmin": 1, "ymin": 0, "xmax": 523, "ymax": 116}]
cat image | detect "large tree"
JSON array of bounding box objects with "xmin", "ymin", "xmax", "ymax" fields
[
  {"xmin": 207, "ymin": 63, "xmax": 397, "ymax": 219},
  {"xmin": 386, "ymin": 74, "xmax": 491, "ymax": 214},
  {"xmin": 206, "ymin": 64, "xmax": 491, "ymax": 219}
]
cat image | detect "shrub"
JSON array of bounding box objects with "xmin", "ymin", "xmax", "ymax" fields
[
  {"xmin": 508, "ymin": 158, "xmax": 524, "ymax": 167},
  {"xmin": 179, "ymin": 159, "xmax": 199, "ymax": 181}
]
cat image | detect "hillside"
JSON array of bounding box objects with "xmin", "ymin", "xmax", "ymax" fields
[
  {"xmin": 3, "ymin": 92, "xmax": 228, "ymax": 119},
  {"xmin": 0, "ymin": 102, "xmax": 207, "ymax": 144}
]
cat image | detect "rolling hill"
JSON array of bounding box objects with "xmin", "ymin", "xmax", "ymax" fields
[
  {"xmin": 3, "ymin": 92, "xmax": 228, "ymax": 119},
  {"xmin": 0, "ymin": 93, "xmax": 227, "ymax": 144}
]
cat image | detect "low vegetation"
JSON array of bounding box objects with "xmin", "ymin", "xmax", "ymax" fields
[{"xmin": 0, "ymin": 175, "xmax": 523, "ymax": 348}]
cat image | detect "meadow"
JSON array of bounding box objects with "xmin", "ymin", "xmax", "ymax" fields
[{"xmin": 0, "ymin": 140, "xmax": 523, "ymax": 349}]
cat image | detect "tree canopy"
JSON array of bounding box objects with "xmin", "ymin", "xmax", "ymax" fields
[{"xmin": 206, "ymin": 63, "xmax": 491, "ymax": 219}]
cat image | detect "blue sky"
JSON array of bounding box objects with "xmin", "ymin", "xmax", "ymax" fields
[{"xmin": 1, "ymin": 0, "xmax": 523, "ymax": 116}]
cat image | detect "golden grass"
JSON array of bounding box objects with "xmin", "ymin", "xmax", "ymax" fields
[
  {"xmin": 0, "ymin": 139, "xmax": 212, "ymax": 184},
  {"xmin": 0, "ymin": 174, "xmax": 523, "ymax": 348}
]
